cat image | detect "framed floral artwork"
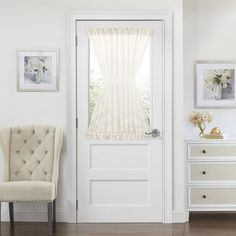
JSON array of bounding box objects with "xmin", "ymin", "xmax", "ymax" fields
[
  {"xmin": 17, "ymin": 49, "xmax": 59, "ymax": 92},
  {"xmin": 195, "ymin": 61, "xmax": 236, "ymax": 108}
]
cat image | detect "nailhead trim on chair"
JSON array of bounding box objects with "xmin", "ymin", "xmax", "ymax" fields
[{"xmin": 1, "ymin": 200, "xmax": 55, "ymax": 202}]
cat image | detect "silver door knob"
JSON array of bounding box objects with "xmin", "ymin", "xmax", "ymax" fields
[{"xmin": 145, "ymin": 129, "xmax": 160, "ymax": 138}]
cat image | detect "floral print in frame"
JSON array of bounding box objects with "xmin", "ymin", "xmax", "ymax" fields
[
  {"xmin": 17, "ymin": 49, "xmax": 59, "ymax": 92},
  {"xmin": 195, "ymin": 61, "xmax": 236, "ymax": 108}
]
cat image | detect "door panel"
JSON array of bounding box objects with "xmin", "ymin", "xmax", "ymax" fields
[
  {"xmin": 90, "ymin": 144, "xmax": 149, "ymax": 170},
  {"xmin": 90, "ymin": 180, "xmax": 149, "ymax": 205},
  {"xmin": 77, "ymin": 21, "xmax": 164, "ymax": 222}
]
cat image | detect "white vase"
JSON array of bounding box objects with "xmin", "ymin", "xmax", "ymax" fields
[
  {"xmin": 214, "ymin": 84, "xmax": 222, "ymax": 100},
  {"xmin": 35, "ymin": 71, "xmax": 44, "ymax": 84}
]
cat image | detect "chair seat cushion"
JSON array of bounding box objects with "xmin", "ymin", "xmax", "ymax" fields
[{"xmin": 0, "ymin": 181, "xmax": 55, "ymax": 202}]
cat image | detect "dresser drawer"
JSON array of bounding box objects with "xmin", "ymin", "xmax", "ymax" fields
[
  {"xmin": 188, "ymin": 145, "xmax": 236, "ymax": 159},
  {"xmin": 190, "ymin": 163, "xmax": 236, "ymax": 182},
  {"xmin": 189, "ymin": 187, "xmax": 236, "ymax": 206}
]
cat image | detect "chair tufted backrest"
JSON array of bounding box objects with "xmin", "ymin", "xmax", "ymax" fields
[{"xmin": 9, "ymin": 126, "xmax": 56, "ymax": 182}]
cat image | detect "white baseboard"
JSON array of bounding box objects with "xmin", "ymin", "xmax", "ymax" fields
[
  {"xmin": 172, "ymin": 210, "xmax": 187, "ymax": 223},
  {"xmin": 1, "ymin": 209, "xmax": 67, "ymax": 222},
  {"xmin": 1, "ymin": 208, "xmax": 185, "ymax": 223},
  {"xmin": 67, "ymin": 200, "xmax": 77, "ymax": 223}
]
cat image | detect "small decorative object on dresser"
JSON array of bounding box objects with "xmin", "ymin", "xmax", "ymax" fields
[
  {"xmin": 17, "ymin": 49, "xmax": 59, "ymax": 92},
  {"xmin": 203, "ymin": 127, "xmax": 224, "ymax": 139},
  {"xmin": 195, "ymin": 61, "xmax": 236, "ymax": 108},
  {"xmin": 210, "ymin": 127, "xmax": 221, "ymax": 135},
  {"xmin": 185, "ymin": 139, "xmax": 236, "ymax": 221},
  {"xmin": 189, "ymin": 110, "xmax": 213, "ymax": 136}
]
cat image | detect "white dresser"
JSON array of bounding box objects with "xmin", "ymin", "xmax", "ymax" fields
[{"xmin": 185, "ymin": 138, "xmax": 236, "ymax": 220}]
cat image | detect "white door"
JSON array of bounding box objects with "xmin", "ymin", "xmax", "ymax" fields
[{"xmin": 76, "ymin": 20, "xmax": 164, "ymax": 222}]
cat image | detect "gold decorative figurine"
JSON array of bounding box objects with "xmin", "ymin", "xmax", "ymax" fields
[
  {"xmin": 204, "ymin": 127, "xmax": 224, "ymax": 139},
  {"xmin": 210, "ymin": 127, "xmax": 221, "ymax": 135}
]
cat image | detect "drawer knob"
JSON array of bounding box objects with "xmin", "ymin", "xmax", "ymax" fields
[
  {"xmin": 202, "ymin": 150, "xmax": 206, "ymax": 154},
  {"xmin": 202, "ymin": 195, "xmax": 207, "ymax": 199},
  {"xmin": 202, "ymin": 171, "xmax": 206, "ymax": 175}
]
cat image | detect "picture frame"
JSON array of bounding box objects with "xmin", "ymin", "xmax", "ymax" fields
[
  {"xmin": 17, "ymin": 49, "xmax": 59, "ymax": 92},
  {"xmin": 195, "ymin": 61, "xmax": 236, "ymax": 108}
]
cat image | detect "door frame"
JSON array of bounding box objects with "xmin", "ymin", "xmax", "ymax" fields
[{"xmin": 66, "ymin": 10, "xmax": 173, "ymax": 223}]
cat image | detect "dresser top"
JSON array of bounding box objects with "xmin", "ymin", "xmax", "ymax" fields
[{"xmin": 185, "ymin": 137, "xmax": 236, "ymax": 143}]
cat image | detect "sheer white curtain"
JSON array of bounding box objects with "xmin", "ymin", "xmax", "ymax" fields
[{"xmin": 88, "ymin": 27, "xmax": 152, "ymax": 139}]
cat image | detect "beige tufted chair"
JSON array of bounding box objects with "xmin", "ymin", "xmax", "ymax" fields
[{"xmin": 0, "ymin": 125, "xmax": 63, "ymax": 236}]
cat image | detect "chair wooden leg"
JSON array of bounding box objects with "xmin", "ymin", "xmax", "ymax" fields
[
  {"xmin": 48, "ymin": 202, "xmax": 53, "ymax": 236},
  {"xmin": 9, "ymin": 202, "xmax": 14, "ymax": 224},
  {"xmin": 0, "ymin": 202, "xmax": 1, "ymax": 236},
  {"xmin": 53, "ymin": 200, "xmax": 56, "ymax": 232}
]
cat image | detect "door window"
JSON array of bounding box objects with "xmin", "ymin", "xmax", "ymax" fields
[{"xmin": 88, "ymin": 27, "xmax": 152, "ymax": 139}]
